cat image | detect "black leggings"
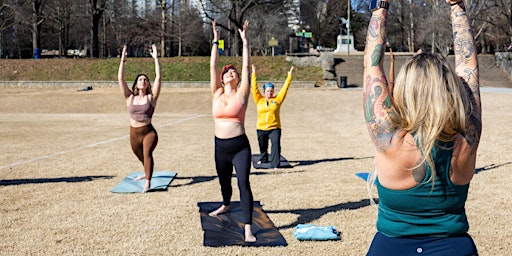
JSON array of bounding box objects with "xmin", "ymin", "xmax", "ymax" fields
[
  {"xmin": 130, "ymin": 124, "xmax": 158, "ymax": 180},
  {"xmin": 214, "ymin": 134, "xmax": 253, "ymax": 224},
  {"xmin": 257, "ymin": 128, "xmax": 281, "ymax": 168}
]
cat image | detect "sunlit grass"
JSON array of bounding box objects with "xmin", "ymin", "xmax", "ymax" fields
[{"xmin": 0, "ymin": 56, "xmax": 323, "ymax": 84}]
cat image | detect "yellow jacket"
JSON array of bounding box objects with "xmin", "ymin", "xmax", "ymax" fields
[{"xmin": 251, "ymin": 72, "xmax": 292, "ymax": 130}]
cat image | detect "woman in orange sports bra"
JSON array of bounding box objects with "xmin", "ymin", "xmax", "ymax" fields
[
  {"xmin": 208, "ymin": 20, "xmax": 256, "ymax": 243},
  {"xmin": 118, "ymin": 43, "xmax": 162, "ymax": 193}
]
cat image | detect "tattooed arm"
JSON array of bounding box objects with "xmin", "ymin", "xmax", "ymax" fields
[
  {"xmin": 450, "ymin": 0, "xmax": 481, "ymax": 149},
  {"xmin": 449, "ymin": 0, "xmax": 481, "ymax": 184},
  {"xmin": 363, "ymin": 1, "xmax": 397, "ymax": 152}
]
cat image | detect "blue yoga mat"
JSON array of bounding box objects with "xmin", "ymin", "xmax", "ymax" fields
[
  {"xmin": 356, "ymin": 172, "xmax": 376, "ymax": 185},
  {"xmin": 110, "ymin": 171, "xmax": 177, "ymax": 193},
  {"xmin": 356, "ymin": 172, "xmax": 370, "ymax": 181}
]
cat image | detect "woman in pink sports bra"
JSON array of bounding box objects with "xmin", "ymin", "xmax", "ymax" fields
[
  {"xmin": 118, "ymin": 44, "xmax": 162, "ymax": 193},
  {"xmin": 208, "ymin": 20, "xmax": 256, "ymax": 243}
]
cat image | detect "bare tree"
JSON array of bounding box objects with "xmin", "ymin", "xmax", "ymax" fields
[
  {"xmin": 0, "ymin": 0, "xmax": 26, "ymax": 31},
  {"xmin": 199, "ymin": 0, "xmax": 285, "ymax": 56},
  {"xmin": 89, "ymin": 0, "xmax": 105, "ymax": 57},
  {"xmin": 0, "ymin": 0, "xmax": 27, "ymax": 58},
  {"xmin": 171, "ymin": 3, "xmax": 207, "ymax": 56},
  {"xmin": 245, "ymin": 3, "xmax": 288, "ymax": 56},
  {"xmin": 29, "ymin": 0, "xmax": 46, "ymax": 58},
  {"xmin": 46, "ymin": 0, "xmax": 74, "ymax": 57},
  {"xmin": 156, "ymin": 0, "xmax": 170, "ymax": 56},
  {"xmin": 470, "ymin": 0, "xmax": 512, "ymax": 51}
]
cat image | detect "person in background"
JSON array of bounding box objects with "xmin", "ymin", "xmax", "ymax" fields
[
  {"xmin": 363, "ymin": 0, "xmax": 481, "ymax": 255},
  {"xmin": 118, "ymin": 44, "xmax": 162, "ymax": 193},
  {"xmin": 251, "ymin": 65, "xmax": 294, "ymax": 169},
  {"xmin": 208, "ymin": 20, "xmax": 256, "ymax": 243}
]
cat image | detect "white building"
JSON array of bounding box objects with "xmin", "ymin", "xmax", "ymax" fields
[
  {"xmin": 130, "ymin": 0, "xmax": 157, "ymax": 17},
  {"xmin": 285, "ymin": 0, "xmax": 301, "ymax": 30}
]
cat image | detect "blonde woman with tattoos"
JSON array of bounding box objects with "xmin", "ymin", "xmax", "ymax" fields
[{"xmin": 363, "ymin": 0, "xmax": 481, "ymax": 255}]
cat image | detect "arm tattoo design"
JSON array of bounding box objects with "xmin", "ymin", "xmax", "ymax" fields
[
  {"xmin": 364, "ymin": 75, "xmax": 397, "ymax": 151},
  {"xmin": 453, "ymin": 17, "xmax": 481, "ymax": 149}
]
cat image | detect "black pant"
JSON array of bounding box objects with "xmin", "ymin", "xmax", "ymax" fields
[
  {"xmin": 214, "ymin": 134, "xmax": 253, "ymax": 224},
  {"xmin": 367, "ymin": 232, "xmax": 478, "ymax": 256},
  {"xmin": 257, "ymin": 128, "xmax": 281, "ymax": 168}
]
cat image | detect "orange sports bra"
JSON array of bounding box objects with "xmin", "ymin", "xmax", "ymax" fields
[{"xmin": 212, "ymin": 95, "xmax": 246, "ymax": 123}]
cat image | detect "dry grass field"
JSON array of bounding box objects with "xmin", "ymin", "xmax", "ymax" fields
[{"xmin": 0, "ymin": 86, "xmax": 511, "ymax": 255}]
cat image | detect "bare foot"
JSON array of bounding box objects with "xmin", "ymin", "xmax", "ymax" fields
[
  {"xmin": 142, "ymin": 180, "xmax": 151, "ymax": 193},
  {"xmin": 209, "ymin": 205, "xmax": 229, "ymax": 216},
  {"xmin": 245, "ymin": 224, "xmax": 256, "ymax": 242},
  {"xmin": 135, "ymin": 175, "xmax": 145, "ymax": 181}
]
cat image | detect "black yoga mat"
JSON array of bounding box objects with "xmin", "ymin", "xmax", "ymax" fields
[
  {"xmin": 251, "ymin": 154, "xmax": 292, "ymax": 169},
  {"xmin": 197, "ymin": 201, "xmax": 287, "ymax": 247}
]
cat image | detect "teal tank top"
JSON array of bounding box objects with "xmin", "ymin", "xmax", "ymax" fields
[{"xmin": 376, "ymin": 141, "xmax": 470, "ymax": 237}]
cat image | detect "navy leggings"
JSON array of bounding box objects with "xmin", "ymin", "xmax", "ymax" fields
[
  {"xmin": 214, "ymin": 134, "xmax": 253, "ymax": 224},
  {"xmin": 367, "ymin": 232, "xmax": 478, "ymax": 256},
  {"xmin": 257, "ymin": 128, "xmax": 281, "ymax": 168}
]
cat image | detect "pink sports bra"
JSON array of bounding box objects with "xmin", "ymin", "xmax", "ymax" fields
[
  {"xmin": 128, "ymin": 96, "xmax": 155, "ymax": 122},
  {"xmin": 212, "ymin": 95, "xmax": 246, "ymax": 123}
]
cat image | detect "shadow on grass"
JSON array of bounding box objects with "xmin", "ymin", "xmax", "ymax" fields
[
  {"xmin": 475, "ymin": 162, "xmax": 512, "ymax": 174},
  {"xmin": 0, "ymin": 175, "xmax": 114, "ymax": 186},
  {"xmin": 266, "ymin": 198, "xmax": 378, "ymax": 230},
  {"xmin": 171, "ymin": 170, "xmax": 305, "ymax": 188},
  {"xmin": 291, "ymin": 156, "xmax": 373, "ymax": 167},
  {"xmin": 251, "ymin": 169, "xmax": 305, "ymax": 176},
  {"xmin": 171, "ymin": 175, "xmax": 217, "ymax": 188}
]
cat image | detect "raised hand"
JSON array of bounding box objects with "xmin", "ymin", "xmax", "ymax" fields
[
  {"xmin": 212, "ymin": 20, "xmax": 219, "ymax": 41},
  {"xmin": 238, "ymin": 20, "xmax": 249, "ymax": 41},
  {"xmin": 121, "ymin": 45, "xmax": 127, "ymax": 62}
]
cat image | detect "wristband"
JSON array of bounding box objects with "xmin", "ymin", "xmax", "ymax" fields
[
  {"xmin": 451, "ymin": 1, "xmax": 462, "ymax": 6},
  {"xmin": 212, "ymin": 40, "xmax": 218, "ymax": 45}
]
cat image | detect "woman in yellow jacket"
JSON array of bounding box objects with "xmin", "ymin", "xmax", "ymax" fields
[{"xmin": 251, "ymin": 65, "xmax": 294, "ymax": 168}]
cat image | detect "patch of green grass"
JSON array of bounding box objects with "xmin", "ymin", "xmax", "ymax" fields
[{"xmin": 0, "ymin": 56, "xmax": 323, "ymax": 84}]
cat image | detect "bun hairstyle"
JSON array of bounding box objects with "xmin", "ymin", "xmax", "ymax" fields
[
  {"xmin": 220, "ymin": 64, "xmax": 238, "ymax": 84},
  {"xmin": 132, "ymin": 74, "xmax": 152, "ymax": 95}
]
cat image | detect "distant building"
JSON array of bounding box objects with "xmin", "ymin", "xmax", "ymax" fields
[
  {"xmin": 285, "ymin": 0, "xmax": 301, "ymax": 30},
  {"xmin": 130, "ymin": 0, "xmax": 157, "ymax": 17},
  {"xmin": 188, "ymin": 0, "xmax": 301, "ymax": 29}
]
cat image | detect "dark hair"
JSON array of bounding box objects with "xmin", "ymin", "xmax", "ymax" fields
[{"xmin": 132, "ymin": 74, "xmax": 152, "ymax": 95}]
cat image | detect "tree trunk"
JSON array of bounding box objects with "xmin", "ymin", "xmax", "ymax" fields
[
  {"xmin": 90, "ymin": 0, "xmax": 104, "ymax": 58},
  {"xmin": 160, "ymin": 0, "xmax": 166, "ymax": 56},
  {"xmin": 31, "ymin": 0, "xmax": 43, "ymax": 58}
]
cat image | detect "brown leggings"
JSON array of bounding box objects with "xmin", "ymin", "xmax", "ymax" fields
[{"xmin": 130, "ymin": 124, "xmax": 158, "ymax": 180}]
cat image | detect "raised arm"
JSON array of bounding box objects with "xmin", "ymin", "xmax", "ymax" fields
[
  {"xmin": 363, "ymin": 1, "xmax": 397, "ymax": 151},
  {"xmin": 150, "ymin": 44, "xmax": 162, "ymax": 102},
  {"xmin": 237, "ymin": 20, "xmax": 251, "ymax": 102},
  {"xmin": 449, "ymin": 0, "xmax": 481, "ymax": 147},
  {"xmin": 275, "ymin": 66, "xmax": 294, "ymax": 103},
  {"xmin": 118, "ymin": 45, "xmax": 132, "ymax": 99},
  {"xmin": 210, "ymin": 21, "xmax": 221, "ymax": 96},
  {"xmin": 251, "ymin": 65, "xmax": 264, "ymax": 102}
]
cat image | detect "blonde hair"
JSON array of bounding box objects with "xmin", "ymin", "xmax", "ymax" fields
[{"xmin": 390, "ymin": 53, "xmax": 471, "ymax": 183}]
